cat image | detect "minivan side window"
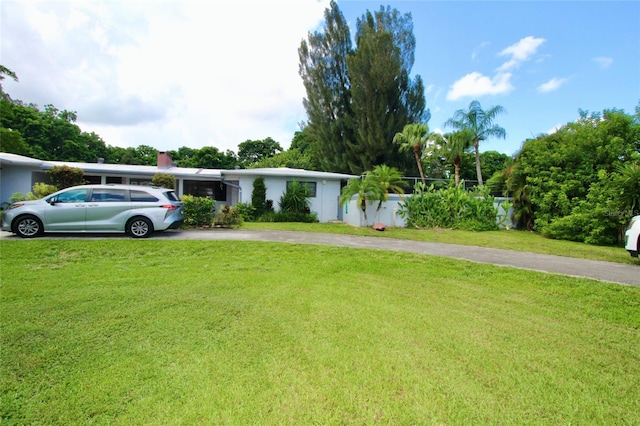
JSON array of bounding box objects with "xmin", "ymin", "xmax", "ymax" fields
[
  {"xmin": 51, "ymin": 188, "xmax": 89, "ymax": 203},
  {"xmin": 130, "ymin": 190, "xmax": 159, "ymax": 202},
  {"xmin": 90, "ymin": 188, "xmax": 127, "ymax": 202},
  {"xmin": 163, "ymin": 191, "xmax": 180, "ymax": 202}
]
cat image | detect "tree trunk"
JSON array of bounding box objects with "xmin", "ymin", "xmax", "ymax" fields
[
  {"xmin": 413, "ymin": 145, "xmax": 426, "ymax": 185},
  {"xmin": 454, "ymin": 156, "xmax": 461, "ymax": 187},
  {"xmin": 474, "ymin": 138, "xmax": 483, "ymax": 185}
]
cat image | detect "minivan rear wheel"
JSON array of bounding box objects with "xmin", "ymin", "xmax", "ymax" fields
[
  {"xmin": 14, "ymin": 215, "xmax": 44, "ymax": 238},
  {"xmin": 127, "ymin": 217, "xmax": 153, "ymax": 238}
]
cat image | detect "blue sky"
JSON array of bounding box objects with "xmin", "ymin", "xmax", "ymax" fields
[
  {"xmin": 1, "ymin": 0, "xmax": 638, "ymax": 157},
  {"xmin": 339, "ymin": 1, "xmax": 639, "ymax": 155}
]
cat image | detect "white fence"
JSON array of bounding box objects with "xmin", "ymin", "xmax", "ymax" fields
[{"xmin": 341, "ymin": 194, "xmax": 514, "ymax": 229}]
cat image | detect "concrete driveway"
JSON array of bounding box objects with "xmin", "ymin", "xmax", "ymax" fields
[{"xmin": 2, "ymin": 228, "xmax": 639, "ymax": 286}]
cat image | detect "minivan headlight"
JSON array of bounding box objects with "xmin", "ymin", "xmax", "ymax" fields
[{"xmin": 8, "ymin": 203, "xmax": 25, "ymax": 210}]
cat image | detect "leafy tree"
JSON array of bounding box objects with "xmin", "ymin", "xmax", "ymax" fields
[
  {"xmin": 504, "ymin": 107, "xmax": 639, "ymax": 243},
  {"xmin": 393, "ymin": 123, "xmax": 429, "ymax": 184},
  {"xmin": 168, "ymin": 146, "xmax": 198, "ymax": 166},
  {"xmin": 250, "ymin": 148, "xmax": 313, "ymax": 170},
  {"xmin": 0, "ymin": 65, "xmax": 18, "ymax": 93},
  {"xmin": 445, "ymin": 100, "xmax": 506, "ymax": 185},
  {"xmin": 171, "ymin": 146, "xmax": 238, "ymax": 169},
  {"xmin": 288, "ymin": 127, "xmax": 321, "ymax": 170},
  {"xmin": 0, "ymin": 127, "xmax": 32, "ymax": 155},
  {"xmin": 238, "ymin": 137, "xmax": 283, "ymax": 167},
  {"xmin": 1, "ymin": 94, "xmax": 111, "ymax": 162},
  {"xmin": 289, "ymin": 129, "xmax": 314, "ymax": 155}
]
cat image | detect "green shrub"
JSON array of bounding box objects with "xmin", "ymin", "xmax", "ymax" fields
[
  {"xmin": 213, "ymin": 205, "xmax": 243, "ymax": 228},
  {"xmin": 47, "ymin": 165, "xmax": 85, "ymax": 189},
  {"xmin": 279, "ymin": 180, "xmax": 310, "ymax": 214},
  {"xmin": 28, "ymin": 183, "xmax": 58, "ymax": 200},
  {"xmin": 152, "ymin": 173, "xmax": 176, "ymax": 189},
  {"xmin": 399, "ymin": 182, "xmax": 498, "ymax": 231},
  {"xmin": 10, "ymin": 192, "xmax": 28, "ymax": 203},
  {"xmin": 251, "ymin": 177, "xmax": 267, "ymax": 216},
  {"xmin": 272, "ymin": 211, "xmax": 317, "ymax": 223},
  {"xmin": 234, "ymin": 202, "xmax": 256, "ymax": 222},
  {"xmin": 181, "ymin": 195, "xmax": 214, "ymax": 227}
]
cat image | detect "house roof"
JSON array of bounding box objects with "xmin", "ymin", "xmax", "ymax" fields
[
  {"xmin": 0, "ymin": 153, "xmax": 44, "ymax": 166},
  {"xmin": 43, "ymin": 160, "xmax": 223, "ymax": 179},
  {"xmin": 223, "ymin": 168, "xmax": 355, "ymax": 180},
  {"xmin": 0, "ymin": 153, "xmax": 356, "ymax": 181}
]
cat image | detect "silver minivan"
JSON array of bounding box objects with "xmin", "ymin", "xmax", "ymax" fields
[{"xmin": 1, "ymin": 184, "xmax": 183, "ymax": 238}]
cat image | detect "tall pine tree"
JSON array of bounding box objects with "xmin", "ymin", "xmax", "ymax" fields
[
  {"xmin": 298, "ymin": 2, "xmax": 353, "ymax": 173},
  {"xmin": 299, "ymin": 2, "xmax": 429, "ymax": 175}
]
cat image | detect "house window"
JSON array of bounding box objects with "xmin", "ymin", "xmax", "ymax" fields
[
  {"xmin": 106, "ymin": 176, "xmax": 123, "ymax": 184},
  {"xmin": 287, "ymin": 181, "xmax": 317, "ymax": 197},
  {"xmin": 183, "ymin": 180, "xmax": 227, "ymax": 201}
]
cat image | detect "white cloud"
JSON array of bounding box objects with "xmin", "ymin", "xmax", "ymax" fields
[
  {"xmin": 593, "ymin": 56, "xmax": 613, "ymax": 69},
  {"xmin": 471, "ymin": 41, "xmax": 490, "ymax": 60},
  {"xmin": 446, "ymin": 72, "xmax": 513, "ymax": 101},
  {"xmin": 537, "ymin": 77, "xmax": 568, "ymax": 93},
  {"xmin": 1, "ymin": 0, "xmax": 330, "ymax": 151},
  {"xmin": 497, "ymin": 36, "xmax": 546, "ymax": 71},
  {"xmin": 546, "ymin": 123, "xmax": 563, "ymax": 134},
  {"xmin": 446, "ymin": 36, "xmax": 545, "ymax": 101}
]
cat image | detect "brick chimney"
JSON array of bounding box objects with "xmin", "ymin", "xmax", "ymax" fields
[{"xmin": 157, "ymin": 151, "xmax": 173, "ymax": 168}]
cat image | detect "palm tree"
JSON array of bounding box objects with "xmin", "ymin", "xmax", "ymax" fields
[
  {"xmin": 339, "ymin": 175, "xmax": 385, "ymax": 225},
  {"xmin": 445, "ymin": 100, "xmax": 506, "ymax": 185},
  {"xmin": 367, "ymin": 164, "xmax": 407, "ymax": 216},
  {"xmin": 429, "ymin": 129, "xmax": 475, "ymax": 187},
  {"xmin": 393, "ymin": 123, "xmax": 429, "ymax": 185}
]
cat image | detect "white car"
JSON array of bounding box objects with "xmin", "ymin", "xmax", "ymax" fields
[
  {"xmin": 2, "ymin": 184, "xmax": 183, "ymax": 238},
  {"xmin": 625, "ymin": 215, "xmax": 640, "ymax": 258}
]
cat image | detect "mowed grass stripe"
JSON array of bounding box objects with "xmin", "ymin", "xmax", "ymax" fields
[{"xmin": 1, "ymin": 240, "xmax": 639, "ymax": 425}]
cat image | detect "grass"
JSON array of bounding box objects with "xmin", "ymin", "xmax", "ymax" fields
[
  {"xmin": 1, "ymin": 239, "xmax": 639, "ymax": 425},
  {"xmin": 241, "ymin": 221, "xmax": 640, "ymax": 265}
]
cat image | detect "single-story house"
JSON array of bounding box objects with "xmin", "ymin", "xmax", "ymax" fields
[{"xmin": 0, "ymin": 152, "xmax": 356, "ymax": 223}]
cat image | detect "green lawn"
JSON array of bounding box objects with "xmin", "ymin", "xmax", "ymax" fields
[
  {"xmin": 1, "ymin": 240, "xmax": 639, "ymax": 425},
  {"xmin": 241, "ymin": 222, "xmax": 640, "ymax": 264}
]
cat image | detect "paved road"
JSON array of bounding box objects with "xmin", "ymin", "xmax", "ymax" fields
[{"xmin": 2, "ymin": 228, "xmax": 639, "ymax": 286}]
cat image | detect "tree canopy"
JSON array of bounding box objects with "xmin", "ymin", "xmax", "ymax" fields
[
  {"xmin": 445, "ymin": 100, "xmax": 506, "ymax": 185},
  {"xmin": 299, "ymin": 1, "xmax": 429, "ymax": 175},
  {"xmin": 498, "ymin": 107, "xmax": 640, "ymax": 244}
]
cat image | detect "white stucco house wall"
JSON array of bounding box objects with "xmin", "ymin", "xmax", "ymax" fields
[{"xmin": 0, "ymin": 152, "xmax": 355, "ymax": 223}]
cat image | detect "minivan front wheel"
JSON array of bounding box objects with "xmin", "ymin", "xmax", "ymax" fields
[
  {"xmin": 127, "ymin": 217, "xmax": 153, "ymax": 238},
  {"xmin": 14, "ymin": 215, "xmax": 44, "ymax": 238}
]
